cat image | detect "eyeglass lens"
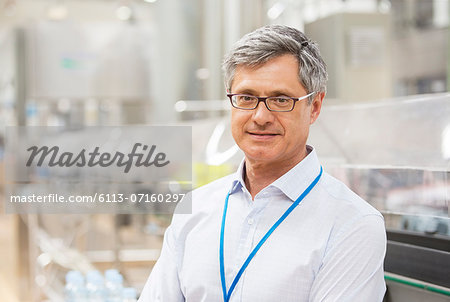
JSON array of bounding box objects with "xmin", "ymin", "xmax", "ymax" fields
[{"xmin": 232, "ymin": 95, "xmax": 294, "ymax": 111}]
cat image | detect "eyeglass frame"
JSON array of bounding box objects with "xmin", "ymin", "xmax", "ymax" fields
[{"xmin": 226, "ymin": 91, "xmax": 316, "ymax": 112}]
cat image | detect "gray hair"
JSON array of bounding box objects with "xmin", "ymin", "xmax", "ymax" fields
[{"xmin": 222, "ymin": 25, "xmax": 328, "ymax": 104}]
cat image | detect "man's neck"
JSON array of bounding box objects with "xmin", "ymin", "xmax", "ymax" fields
[{"xmin": 244, "ymin": 148, "xmax": 308, "ymax": 200}]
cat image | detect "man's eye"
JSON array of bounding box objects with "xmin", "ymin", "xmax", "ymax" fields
[
  {"xmin": 274, "ymin": 98, "xmax": 290, "ymax": 104},
  {"xmin": 239, "ymin": 96, "xmax": 254, "ymax": 102}
]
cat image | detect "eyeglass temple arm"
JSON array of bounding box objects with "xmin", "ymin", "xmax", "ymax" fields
[{"xmin": 295, "ymin": 91, "xmax": 315, "ymax": 101}]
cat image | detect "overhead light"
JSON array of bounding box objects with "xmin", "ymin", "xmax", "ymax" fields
[
  {"xmin": 37, "ymin": 253, "xmax": 52, "ymax": 267},
  {"xmin": 143, "ymin": 0, "xmax": 157, "ymax": 3},
  {"xmin": 378, "ymin": 0, "xmax": 391, "ymax": 13},
  {"xmin": 116, "ymin": 5, "xmax": 132, "ymax": 21},
  {"xmin": 174, "ymin": 101, "xmax": 187, "ymax": 113}
]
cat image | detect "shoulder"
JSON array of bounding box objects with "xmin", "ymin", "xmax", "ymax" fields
[
  {"xmin": 312, "ymin": 172, "xmax": 385, "ymax": 243},
  {"xmin": 318, "ymin": 172, "xmax": 383, "ymax": 219},
  {"xmin": 313, "ymin": 172, "xmax": 386, "ymax": 253}
]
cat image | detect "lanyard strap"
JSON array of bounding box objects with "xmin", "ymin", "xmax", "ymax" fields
[{"xmin": 219, "ymin": 166, "xmax": 323, "ymax": 302}]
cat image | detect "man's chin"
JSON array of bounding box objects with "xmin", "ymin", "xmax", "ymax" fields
[{"xmin": 244, "ymin": 150, "xmax": 280, "ymax": 163}]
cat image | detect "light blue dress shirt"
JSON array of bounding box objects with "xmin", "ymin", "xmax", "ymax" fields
[{"xmin": 139, "ymin": 146, "xmax": 386, "ymax": 302}]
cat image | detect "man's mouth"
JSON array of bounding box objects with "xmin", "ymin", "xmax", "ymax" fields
[{"xmin": 247, "ymin": 132, "xmax": 278, "ymax": 137}]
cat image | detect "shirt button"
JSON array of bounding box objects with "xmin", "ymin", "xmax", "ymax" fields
[{"xmin": 248, "ymin": 218, "xmax": 254, "ymax": 225}]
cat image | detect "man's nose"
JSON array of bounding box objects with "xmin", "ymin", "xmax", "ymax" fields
[{"xmin": 252, "ymin": 101, "xmax": 275, "ymax": 125}]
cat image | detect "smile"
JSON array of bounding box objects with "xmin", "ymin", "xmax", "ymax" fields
[
  {"xmin": 247, "ymin": 132, "xmax": 279, "ymax": 140},
  {"xmin": 249, "ymin": 133, "xmax": 277, "ymax": 136}
]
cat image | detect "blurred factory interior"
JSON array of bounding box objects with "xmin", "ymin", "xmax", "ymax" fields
[{"xmin": 0, "ymin": 0, "xmax": 449, "ymax": 301}]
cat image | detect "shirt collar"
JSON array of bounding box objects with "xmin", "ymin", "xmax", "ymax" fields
[
  {"xmin": 228, "ymin": 145, "xmax": 322, "ymax": 201},
  {"xmin": 271, "ymin": 145, "xmax": 322, "ymax": 201},
  {"xmin": 229, "ymin": 158, "xmax": 247, "ymax": 194}
]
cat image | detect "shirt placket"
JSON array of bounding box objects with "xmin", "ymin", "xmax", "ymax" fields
[{"xmin": 230, "ymin": 191, "xmax": 270, "ymax": 302}]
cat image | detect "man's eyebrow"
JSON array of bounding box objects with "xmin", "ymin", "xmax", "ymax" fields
[
  {"xmin": 232, "ymin": 88, "xmax": 258, "ymax": 95},
  {"xmin": 233, "ymin": 88, "xmax": 295, "ymax": 97},
  {"xmin": 270, "ymin": 90, "xmax": 295, "ymax": 97}
]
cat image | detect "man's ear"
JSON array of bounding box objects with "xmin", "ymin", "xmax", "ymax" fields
[{"xmin": 310, "ymin": 92, "xmax": 325, "ymax": 124}]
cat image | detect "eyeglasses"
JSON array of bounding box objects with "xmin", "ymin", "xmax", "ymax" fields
[{"xmin": 227, "ymin": 91, "xmax": 315, "ymax": 112}]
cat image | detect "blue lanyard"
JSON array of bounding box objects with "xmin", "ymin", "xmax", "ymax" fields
[{"xmin": 219, "ymin": 166, "xmax": 323, "ymax": 302}]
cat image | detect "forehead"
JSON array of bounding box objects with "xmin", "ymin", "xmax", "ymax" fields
[{"xmin": 231, "ymin": 54, "xmax": 305, "ymax": 95}]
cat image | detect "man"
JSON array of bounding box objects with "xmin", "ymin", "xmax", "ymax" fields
[{"xmin": 139, "ymin": 25, "xmax": 386, "ymax": 302}]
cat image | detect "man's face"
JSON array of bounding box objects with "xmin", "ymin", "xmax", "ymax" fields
[{"xmin": 230, "ymin": 54, "xmax": 323, "ymax": 167}]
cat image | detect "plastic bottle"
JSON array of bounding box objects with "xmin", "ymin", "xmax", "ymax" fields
[
  {"xmin": 104, "ymin": 269, "xmax": 120, "ymax": 280},
  {"xmin": 86, "ymin": 270, "xmax": 106, "ymax": 302},
  {"xmin": 104, "ymin": 269, "xmax": 124, "ymax": 302},
  {"xmin": 122, "ymin": 287, "xmax": 137, "ymax": 302},
  {"xmin": 64, "ymin": 270, "xmax": 87, "ymax": 302}
]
